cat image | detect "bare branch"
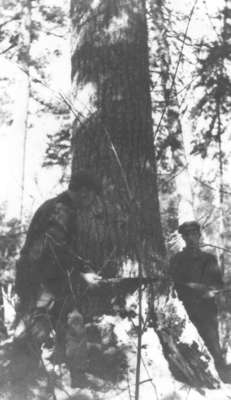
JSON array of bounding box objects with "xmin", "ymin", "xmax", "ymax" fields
[
  {"xmin": 201, "ymin": 243, "xmax": 231, "ymax": 255},
  {"xmin": 154, "ymin": 0, "xmax": 199, "ymax": 141},
  {"xmin": 0, "ymin": 13, "xmax": 20, "ymax": 29},
  {"xmin": 0, "ymin": 43, "xmax": 17, "ymax": 55},
  {"xmin": 194, "ymin": 176, "xmax": 231, "ymax": 196}
]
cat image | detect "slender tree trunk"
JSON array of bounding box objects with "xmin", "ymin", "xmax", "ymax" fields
[
  {"xmin": 217, "ymin": 100, "xmax": 225, "ymax": 274},
  {"xmin": 19, "ymin": 0, "xmax": 32, "ymax": 222},
  {"xmin": 150, "ymin": 0, "xmax": 195, "ymax": 227},
  {"xmin": 215, "ymin": 0, "xmax": 229, "ymax": 274}
]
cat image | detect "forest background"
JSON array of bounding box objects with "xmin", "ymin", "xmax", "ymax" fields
[
  {"xmin": 1, "ymin": 0, "xmax": 231, "ymax": 399},
  {"xmin": 1, "ymin": 0, "xmax": 231, "ymax": 275}
]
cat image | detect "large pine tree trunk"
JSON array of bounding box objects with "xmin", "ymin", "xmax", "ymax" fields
[
  {"xmin": 70, "ymin": 0, "xmax": 220, "ymax": 389},
  {"xmin": 71, "ymin": 0, "xmax": 165, "ymax": 266}
]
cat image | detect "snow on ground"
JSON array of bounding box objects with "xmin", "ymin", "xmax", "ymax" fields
[{"xmin": 1, "ymin": 313, "xmax": 231, "ymax": 399}]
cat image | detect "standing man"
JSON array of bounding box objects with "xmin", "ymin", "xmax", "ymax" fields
[
  {"xmin": 169, "ymin": 221, "xmax": 230, "ymax": 382},
  {"xmin": 14, "ymin": 171, "xmax": 104, "ymax": 388}
]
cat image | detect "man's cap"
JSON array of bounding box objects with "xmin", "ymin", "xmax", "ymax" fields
[
  {"xmin": 178, "ymin": 221, "xmax": 201, "ymax": 235},
  {"xmin": 68, "ymin": 170, "xmax": 102, "ymax": 194}
]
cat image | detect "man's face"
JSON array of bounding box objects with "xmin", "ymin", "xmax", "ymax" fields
[{"xmin": 182, "ymin": 229, "xmax": 200, "ymax": 249}]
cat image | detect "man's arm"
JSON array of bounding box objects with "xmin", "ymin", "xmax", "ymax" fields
[
  {"xmin": 45, "ymin": 201, "xmax": 101, "ymax": 285},
  {"xmin": 169, "ymin": 253, "xmax": 221, "ymax": 298},
  {"xmin": 181, "ymin": 254, "xmax": 223, "ymax": 298},
  {"xmin": 204, "ymin": 253, "xmax": 223, "ymax": 288},
  {"xmin": 168, "ymin": 254, "xmax": 182, "ymax": 284}
]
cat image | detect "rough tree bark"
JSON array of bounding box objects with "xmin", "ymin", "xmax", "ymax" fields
[
  {"xmin": 70, "ymin": 0, "xmax": 220, "ymax": 389},
  {"xmin": 71, "ymin": 0, "xmax": 165, "ymax": 267}
]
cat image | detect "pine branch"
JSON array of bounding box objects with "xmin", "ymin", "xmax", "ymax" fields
[
  {"xmin": 202, "ymin": 0, "xmax": 221, "ymax": 42},
  {"xmin": 31, "ymin": 92, "xmax": 69, "ymax": 114}
]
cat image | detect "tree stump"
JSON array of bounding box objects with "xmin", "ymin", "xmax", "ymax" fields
[{"xmin": 152, "ymin": 286, "xmax": 221, "ymax": 389}]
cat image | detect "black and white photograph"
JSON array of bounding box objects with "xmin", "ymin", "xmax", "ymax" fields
[{"xmin": 1, "ymin": 0, "xmax": 231, "ymax": 399}]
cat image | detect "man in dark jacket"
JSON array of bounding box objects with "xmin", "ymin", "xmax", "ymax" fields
[
  {"xmin": 169, "ymin": 221, "xmax": 230, "ymax": 382},
  {"xmin": 14, "ymin": 171, "xmax": 103, "ymax": 388}
]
